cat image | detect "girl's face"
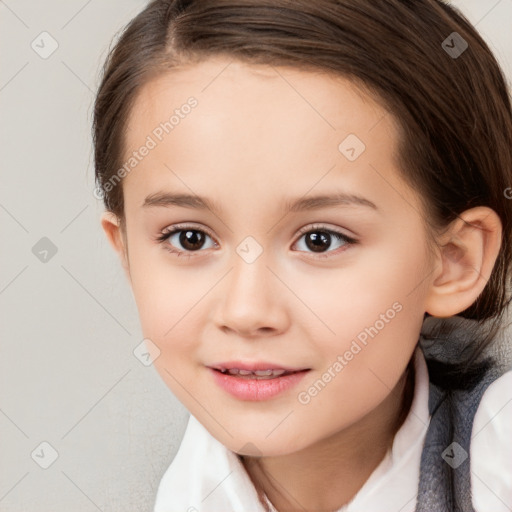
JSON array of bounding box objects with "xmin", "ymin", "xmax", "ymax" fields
[{"xmin": 111, "ymin": 57, "xmax": 436, "ymax": 455}]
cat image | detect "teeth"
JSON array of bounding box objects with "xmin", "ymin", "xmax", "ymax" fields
[
  {"xmin": 254, "ymin": 369, "xmax": 277, "ymax": 376},
  {"xmin": 221, "ymin": 368, "xmax": 289, "ymax": 377}
]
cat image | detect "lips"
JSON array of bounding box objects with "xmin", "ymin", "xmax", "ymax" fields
[
  {"xmin": 208, "ymin": 361, "xmax": 310, "ymax": 379},
  {"xmin": 216, "ymin": 368, "xmax": 292, "ymax": 379},
  {"xmin": 208, "ymin": 365, "xmax": 311, "ymax": 400}
]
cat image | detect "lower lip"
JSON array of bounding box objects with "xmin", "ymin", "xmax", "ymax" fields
[{"xmin": 208, "ymin": 368, "xmax": 310, "ymax": 401}]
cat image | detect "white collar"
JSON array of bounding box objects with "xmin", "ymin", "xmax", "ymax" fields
[{"xmin": 154, "ymin": 346, "xmax": 430, "ymax": 512}]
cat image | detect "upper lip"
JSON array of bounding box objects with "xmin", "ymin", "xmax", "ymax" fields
[{"xmin": 207, "ymin": 361, "xmax": 310, "ymax": 372}]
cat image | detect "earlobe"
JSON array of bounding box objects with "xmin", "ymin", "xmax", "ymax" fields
[
  {"xmin": 424, "ymin": 207, "xmax": 502, "ymax": 318},
  {"xmin": 100, "ymin": 211, "xmax": 131, "ymax": 282}
]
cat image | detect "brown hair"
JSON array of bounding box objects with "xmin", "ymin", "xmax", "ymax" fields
[{"xmin": 93, "ymin": 0, "xmax": 512, "ymax": 368}]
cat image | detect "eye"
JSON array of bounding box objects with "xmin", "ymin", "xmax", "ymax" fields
[
  {"xmin": 292, "ymin": 224, "xmax": 357, "ymax": 258},
  {"xmin": 154, "ymin": 223, "xmax": 358, "ymax": 259},
  {"xmin": 155, "ymin": 224, "xmax": 217, "ymax": 258}
]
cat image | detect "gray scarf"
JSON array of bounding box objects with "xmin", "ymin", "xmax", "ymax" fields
[{"xmin": 415, "ymin": 315, "xmax": 512, "ymax": 512}]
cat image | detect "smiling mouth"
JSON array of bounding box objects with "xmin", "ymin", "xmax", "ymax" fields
[
  {"xmin": 211, "ymin": 368, "xmax": 310, "ymax": 379},
  {"xmin": 208, "ymin": 366, "xmax": 311, "ymax": 400}
]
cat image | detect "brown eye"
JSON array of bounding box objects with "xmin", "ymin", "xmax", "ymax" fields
[
  {"xmin": 156, "ymin": 225, "xmax": 217, "ymax": 256},
  {"xmin": 294, "ymin": 225, "xmax": 357, "ymax": 257},
  {"xmin": 177, "ymin": 229, "xmax": 207, "ymax": 251},
  {"xmin": 303, "ymin": 231, "xmax": 332, "ymax": 252}
]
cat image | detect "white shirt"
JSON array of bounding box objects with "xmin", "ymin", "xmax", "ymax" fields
[{"xmin": 153, "ymin": 347, "xmax": 512, "ymax": 511}]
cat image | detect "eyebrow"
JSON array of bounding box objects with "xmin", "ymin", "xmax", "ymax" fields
[
  {"xmin": 285, "ymin": 193, "xmax": 377, "ymax": 212},
  {"xmin": 141, "ymin": 191, "xmax": 378, "ymax": 214}
]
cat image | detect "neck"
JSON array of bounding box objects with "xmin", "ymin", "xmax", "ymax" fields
[{"xmin": 240, "ymin": 359, "xmax": 415, "ymax": 512}]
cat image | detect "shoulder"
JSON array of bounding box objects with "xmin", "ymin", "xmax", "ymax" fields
[
  {"xmin": 471, "ymin": 369, "xmax": 512, "ymax": 512},
  {"xmin": 153, "ymin": 414, "xmax": 200, "ymax": 511},
  {"xmin": 153, "ymin": 414, "xmax": 265, "ymax": 511}
]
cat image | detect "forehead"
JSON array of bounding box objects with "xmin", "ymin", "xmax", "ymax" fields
[
  {"xmin": 126, "ymin": 57, "xmax": 390, "ymax": 142},
  {"xmin": 121, "ymin": 57, "xmax": 412, "ymax": 216}
]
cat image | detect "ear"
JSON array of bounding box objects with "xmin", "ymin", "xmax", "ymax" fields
[
  {"xmin": 100, "ymin": 211, "xmax": 131, "ymax": 283},
  {"xmin": 424, "ymin": 206, "xmax": 502, "ymax": 318}
]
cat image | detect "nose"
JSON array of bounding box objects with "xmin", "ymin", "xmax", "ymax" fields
[{"xmin": 213, "ymin": 249, "xmax": 290, "ymax": 338}]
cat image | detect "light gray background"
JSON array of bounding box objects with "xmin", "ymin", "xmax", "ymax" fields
[{"xmin": 1, "ymin": 1, "xmax": 511, "ymax": 511}]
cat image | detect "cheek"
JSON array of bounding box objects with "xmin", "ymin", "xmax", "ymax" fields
[
  {"xmin": 293, "ymin": 298, "xmax": 422, "ymax": 448},
  {"xmin": 296, "ymin": 236, "xmax": 429, "ymax": 406},
  {"xmin": 297, "ymin": 233, "xmax": 430, "ymax": 340},
  {"xmin": 126, "ymin": 240, "xmax": 203, "ymax": 341}
]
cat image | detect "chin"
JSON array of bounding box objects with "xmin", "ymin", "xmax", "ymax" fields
[{"xmin": 218, "ymin": 429, "xmax": 304, "ymax": 458}]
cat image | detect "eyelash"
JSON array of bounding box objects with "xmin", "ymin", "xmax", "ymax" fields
[{"xmin": 154, "ymin": 223, "xmax": 358, "ymax": 259}]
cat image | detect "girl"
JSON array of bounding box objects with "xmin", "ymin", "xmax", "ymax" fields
[{"xmin": 93, "ymin": 1, "xmax": 512, "ymax": 510}]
